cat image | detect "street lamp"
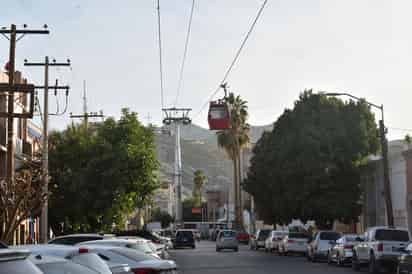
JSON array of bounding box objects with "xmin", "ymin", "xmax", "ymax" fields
[{"xmin": 320, "ymin": 91, "xmax": 394, "ymax": 227}]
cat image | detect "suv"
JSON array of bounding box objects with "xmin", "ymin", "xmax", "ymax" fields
[
  {"xmin": 173, "ymin": 230, "xmax": 195, "ymax": 249},
  {"xmin": 352, "ymin": 226, "xmax": 410, "ymax": 272},
  {"xmin": 250, "ymin": 229, "xmax": 272, "ymax": 250},
  {"xmin": 307, "ymin": 231, "xmax": 342, "ymax": 262},
  {"xmin": 216, "ymin": 230, "xmax": 239, "ymax": 252},
  {"xmin": 0, "ymin": 249, "xmax": 42, "ymax": 274}
]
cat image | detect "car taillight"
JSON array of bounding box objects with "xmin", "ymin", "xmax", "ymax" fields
[
  {"xmin": 288, "ymin": 240, "xmax": 295, "ymax": 243},
  {"xmin": 377, "ymin": 243, "xmax": 383, "ymax": 252},
  {"xmin": 132, "ymin": 269, "xmax": 158, "ymax": 274},
  {"xmin": 344, "ymin": 245, "xmax": 353, "ymax": 250},
  {"xmin": 78, "ymin": 247, "xmax": 89, "ymax": 254}
]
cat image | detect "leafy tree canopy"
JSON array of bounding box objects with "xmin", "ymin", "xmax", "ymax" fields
[
  {"xmin": 243, "ymin": 91, "xmax": 379, "ymax": 228},
  {"xmin": 49, "ymin": 108, "xmax": 159, "ymax": 234},
  {"xmin": 151, "ymin": 208, "xmax": 174, "ymax": 229}
]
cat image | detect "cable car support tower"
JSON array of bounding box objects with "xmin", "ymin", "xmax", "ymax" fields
[{"xmin": 162, "ymin": 108, "xmax": 191, "ymax": 225}]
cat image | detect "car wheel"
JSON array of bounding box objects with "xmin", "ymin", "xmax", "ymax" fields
[
  {"xmin": 216, "ymin": 247, "xmax": 220, "ymax": 252},
  {"xmin": 311, "ymin": 254, "xmax": 317, "ymax": 263},
  {"xmin": 307, "ymin": 252, "xmax": 312, "ymax": 261},
  {"xmin": 192, "ymin": 245, "xmax": 196, "ymax": 249},
  {"xmin": 234, "ymin": 248, "xmax": 239, "ymax": 252},
  {"xmin": 352, "ymin": 252, "xmax": 361, "ymax": 271},
  {"xmin": 369, "ymin": 254, "xmax": 380, "ymax": 274}
]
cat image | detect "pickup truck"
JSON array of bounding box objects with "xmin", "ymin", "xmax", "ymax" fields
[{"xmin": 352, "ymin": 226, "xmax": 410, "ymax": 273}]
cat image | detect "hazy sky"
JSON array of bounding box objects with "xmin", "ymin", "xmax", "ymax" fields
[{"xmin": 1, "ymin": 0, "xmax": 412, "ymax": 140}]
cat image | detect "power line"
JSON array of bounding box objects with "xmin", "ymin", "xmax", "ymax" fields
[
  {"xmin": 157, "ymin": 0, "xmax": 165, "ymax": 116},
  {"xmin": 174, "ymin": 0, "xmax": 196, "ymax": 107},
  {"xmin": 193, "ymin": 0, "xmax": 268, "ymax": 118}
]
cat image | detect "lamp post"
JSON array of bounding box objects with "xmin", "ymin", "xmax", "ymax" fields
[{"xmin": 321, "ymin": 91, "xmax": 394, "ymax": 227}]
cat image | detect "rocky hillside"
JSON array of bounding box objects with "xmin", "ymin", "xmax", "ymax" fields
[{"xmin": 155, "ymin": 124, "xmax": 272, "ymax": 198}]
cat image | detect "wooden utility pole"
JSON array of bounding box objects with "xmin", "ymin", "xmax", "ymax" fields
[
  {"xmin": 0, "ymin": 24, "xmax": 49, "ymax": 183},
  {"xmin": 24, "ymin": 57, "xmax": 71, "ymax": 243}
]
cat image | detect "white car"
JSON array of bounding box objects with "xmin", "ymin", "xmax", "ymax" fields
[
  {"xmin": 352, "ymin": 226, "xmax": 410, "ymax": 272},
  {"xmin": 307, "ymin": 231, "xmax": 342, "ymax": 262},
  {"xmin": 0, "ymin": 249, "xmax": 42, "ymax": 274},
  {"xmin": 278, "ymin": 232, "xmax": 310, "ymax": 255},
  {"xmin": 78, "ymin": 245, "xmax": 178, "ymax": 273},
  {"xmin": 48, "ymin": 233, "xmax": 115, "ymax": 245},
  {"xmin": 29, "ymin": 254, "xmax": 133, "ymax": 274},
  {"xmin": 78, "ymin": 239, "xmax": 162, "ymax": 259},
  {"xmin": 216, "ymin": 230, "xmax": 239, "ymax": 252},
  {"xmin": 327, "ymin": 234, "xmax": 364, "ymax": 266},
  {"xmin": 117, "ymin": 236, "xmax": 169, "ymax": 259},
  {"xmin": 12, "ymin": 244, "xmax": 113, "ymax": 273},
  {"xmin": 264, "ymin": 231, "xmax": 288, "ymax": 253}
]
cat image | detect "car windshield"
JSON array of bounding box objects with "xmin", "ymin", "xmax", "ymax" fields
[
  {"xmin": 128, "ymin": 243, "xmax": 154, "ymax": 254},
  {"xmin": 289, "ymin": 233, "xmax": 308, "ymax": 239},
  {"xmin": 319, "ymin": 232, "xmax": 341, "ymax": 241},
  {"xmin": 375, "ymin": 230, "xmax": 410, "ymax": 241},
  {"xmin": 112, "ymin": 248, "xmax": 157, "ymax": 262},
  {"xmin": 221, "ymin": 231, "xmax": 236, "ymax": 238},
  {"xmin": 258, "ymin": 230, "xmax": 271, "ymax": 240},
  {"xmin": 37, "ymin": 261, "xmax": 99, "ymax": 274},
  {"xmin": 177, "ymin": 231, "xmax": 193, "ymax": 239}
]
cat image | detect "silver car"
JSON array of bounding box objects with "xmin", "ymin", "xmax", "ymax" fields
[
  {"xmin": 216, "ymin": 230, "xmax": 239, "ymax": 252},
  {"xmin": 0, "ymin": 249, "xmax": 42, "ymax": 274}
]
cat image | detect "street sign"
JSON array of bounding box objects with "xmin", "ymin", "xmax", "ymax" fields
[{"xmin": 192, "ymin": 208, "xmax": 202, "ymax": 214}]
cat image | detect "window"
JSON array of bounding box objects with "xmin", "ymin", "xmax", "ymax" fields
[
  {"xmin": 319, "ymin": 232, "xmax": 341, "ymax": 241},
  {"xmin": 289, "ymin": 233, "xmax": 309, "ymax": 239},
  {"xmin": 37, "ymin": 261, "xmax": 99, "ymax": 274},
  {"xmin": 177, "ymin": 231, "xmax": 193, "ymax": 240},
  {"xmin": 375, "ymin": 230, "xmax": 409, "ymax": 241},
  {"xmin": 221, "ymin": 231, "xmax": 236, "ymax": 238}
]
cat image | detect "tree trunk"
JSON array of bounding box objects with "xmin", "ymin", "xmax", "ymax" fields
[{"xmin": 233, "ymin": 156, "xmax": 239, "ymax": 230}]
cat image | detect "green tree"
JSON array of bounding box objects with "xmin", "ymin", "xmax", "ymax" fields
[
  {"xmin": 192, "ymin": 170, "xmax": 207, "ymax": 207},
  {"xmin": 243, "ymin": 91, "xmax": 379, "ymax": 228},
  {"xmin": 49, "ymin": 108, "xmax": 159, "ymax": 234},
  {"xmin": 216, "ymin": 92, "xmax": 250, "ymax": 229},
  {"xmin": 151, "ymin": 208, "xmax": 174, "ymax": 229}
]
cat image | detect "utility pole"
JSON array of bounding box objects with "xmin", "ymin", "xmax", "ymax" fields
[
  {"xmin": 0, "ymin": 24, "xmax": 49, "ymax": 184},
  {"xmin": 162, "ymin": 108, "xmax": 191, "ymax": 225},
  {"xmin": 24, "ymin": 57, "xmax": 71, "ymax": 243},
  {"xmin": 70, "ymin": 81, "xmax": 104, "ymax": 129}
]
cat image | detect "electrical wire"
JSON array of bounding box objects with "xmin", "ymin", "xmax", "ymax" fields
[
  {"xmin": 193, "ymin": 0, "xmax": 268, "ymax": 118},
  {"xmin": 174, "ymin": 0, "xmax": 196, "ymax": 107},
  {"xmin": 157, "ymin": 0, "xmax": 165, "ymax": 115}
]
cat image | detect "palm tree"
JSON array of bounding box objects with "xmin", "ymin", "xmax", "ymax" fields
[
  {"xmin": 193, "ymin": 170, "xmax": 207, "ymax": 207},
  {"xmin": 216, "ymin": 92, "xmax": 250, "ymax": 229}
]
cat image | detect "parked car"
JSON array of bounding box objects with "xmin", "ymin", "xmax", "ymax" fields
[
  {"xmin": 352, "ymin": 226, "xmax": 410, "ymax": 272},
  {"xmin": 327, "ymin": 234, "xmax": 364, "ymax": 266},
  {"xmin": 13, "ymin": 244, "xmax": 113, "ymax": 274},
  {"xmin": 29, "ymin": 254, "xmax": 129, "ymax": 274},
  {"xmin": 79, "ymin": 245, "xmax": 178, "ymax": 274},
  {"xmin": 211, "ymin": 229, "xmax": 221, "ymax": 241},
  {"xmin": 151, "ymin": 231, "xmax": 173, "ymax": 248},
  {"xmin": 116, "ymin": 236, "xmax": 169, "ymax": 259},
  {"xmin": 250, "ymin": 229, "xmax": 272, "ymax": 250},
  {"xmin": 48, "ymin": 233, "xmax": 115, "ymax": 245},
  {"xmin": 78, "ymin": 239, "xmax": 163, "ymax": 259},
  {"xmin": 264, "ymin": 231, "xmax": 288, "ymax": 253},
  {"xmin": 396, "ymin": 241, "xmax": 412, "ymax": 274},
  {"xmin": 0, "ymin": 249, "xmax": 43, "ymax": 274},
  {"xmin": 192, "ymin": 229, "xmax": 201, "ymax": 241},
  {"xmin": 216, "ymin": 230, "xmax": 239, "ymax": 252},
  {"xmin": 278, "ymin": 232, "xmax": 309, "ymax": 255},
  {"xmin": 237, "ymin": 230, "xmax": 250, "ymax": 244},
  {"xmin": 173, "ymin": 229, "xmax": 196, "ymax": 249},
  {"xmin": 307, "ymin": 231, "xmax": 342, "ymax": 262},
  {"xmin": 118, "ymin": 230, "xmax": 164, "ymax": 245}
]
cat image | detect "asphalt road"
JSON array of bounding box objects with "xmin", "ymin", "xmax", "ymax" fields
[{"xmin": 169, "ymin": 241, "xmax": 373, "ymax": 274}]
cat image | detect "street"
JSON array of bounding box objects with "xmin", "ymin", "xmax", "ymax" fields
[{"xmin": 170, "ymin": 241, "xmax": 360, "ymax": 274}]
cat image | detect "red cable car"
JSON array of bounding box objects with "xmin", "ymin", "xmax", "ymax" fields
[{"xmin": 208, "ymin": 99, "xmax": 230, "ymax": 130}]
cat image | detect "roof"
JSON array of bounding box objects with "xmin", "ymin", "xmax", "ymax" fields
[{"xmin": 12, "ymin": 244, "xmax": 81, "ymax": 258}]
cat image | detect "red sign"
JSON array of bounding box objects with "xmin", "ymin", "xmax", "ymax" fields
[{"xmin": 191, "ymin": 208, "xmax": 201, "ymax": 214}]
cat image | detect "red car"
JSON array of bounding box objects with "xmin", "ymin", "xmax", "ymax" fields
[{"xmin": 236, "ymin": 231, "xmax": 250, "ymax": 244}]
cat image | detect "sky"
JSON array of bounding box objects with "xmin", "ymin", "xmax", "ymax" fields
[{"xmin": 1, "ymin": 0, "xmax": 412, "ymax": 140}]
